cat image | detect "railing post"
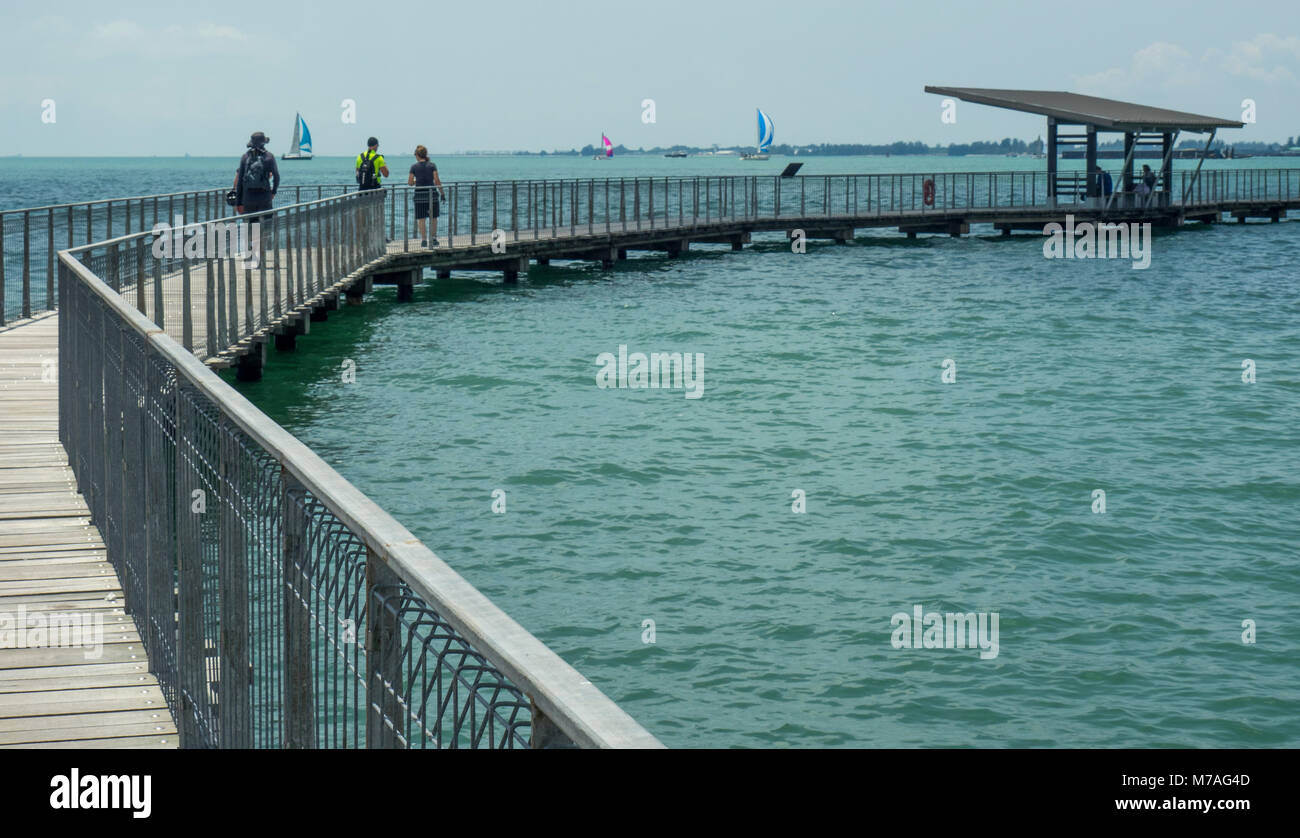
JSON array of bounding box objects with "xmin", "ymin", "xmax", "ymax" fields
[
  {"xmin": 217, "ymin": 243, "xmax": 230, "ymax": 349},
  {"xmin": 471, "ymin": 184, "xmax": 478, "ymax": 245},
  {"xmin": 365, "ymin": 552, "xmax": 405, "ymax": 748},
  {"xmin": 205, "ymin": 248, "xmax": 217, "ymax": 359},
  {"xmin": 126, "ymin": 234, "xmax": 143, "ymax": 316},
  {"xmin": 282, "ymin": 469, "xmax": 315, "ymax": 748},
  {"xmin": 152, "ymin": 241, "xmax": 164, "ymax": 330},
  {"xmin": 217, "ymin": 419, "xmax": 250, "ymax": 748},
  {"xmin": 182, "ymin": 237, "xmax": 193, "ymax": 351},
  {"xmin": 0, "ymin": 214, "xmax": 5, "ymax": 326},
  {"xmin": 174, "ymin": 385, "xmax": 204, "ymax": 748},
  {"xmin": 285, "ymin": 211, "xmax": 296, "ymax": 311},
  {"xmin": 22, "ymin": 211, "xmax": 31, "ymax": 318},
  {"xmin": 108, "ymin": 240, "xmax": 120, "ymax": 293},
  {"xmin": 530, "ymin": 698, "xmax": 578, "ymax": 749},
  {"xmin": 46, "ymin": 208, "xmax": 55, "ymax": 309}
]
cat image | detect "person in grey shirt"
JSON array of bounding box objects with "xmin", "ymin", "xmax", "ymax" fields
[{"xmin": 407, "ymin": 144, "xmax": 445, "ymax": 247}]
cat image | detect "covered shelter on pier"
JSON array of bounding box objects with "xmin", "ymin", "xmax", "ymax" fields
[{"xmin": 924, "ymin": 87, "xmax": 1243, "ymax": 208}]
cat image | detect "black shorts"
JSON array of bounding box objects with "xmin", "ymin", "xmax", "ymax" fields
[
  {"xmin": 414, "ymin": 198, "xmax": 440, "ymax": 220},
  {"xmin": 241, "ymin": 190, "xmax": 273, "ymax": 220}
]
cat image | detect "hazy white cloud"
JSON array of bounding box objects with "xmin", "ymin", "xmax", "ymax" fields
[
  {"xmin": 1074, "ymin": 42, "xmax": 1201, "ymax": 95},
  {"xmin": 1206, "ymin": 34, "xmax": 1300, "ymax": 84},
  {"xmin": 1077, "ymin": 36, "xmax": 1300, "ymax": 96},
  {"xmin": 84, "ymin": 19, "xmax": 253, "ymax": 59}
]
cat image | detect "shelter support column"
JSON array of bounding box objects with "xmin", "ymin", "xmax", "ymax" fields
[
  {"xmin": 1161, "ymin": 132, "xmax": 1174, "ymax": 199},
  {"xmin": 1085, "ymin": 127, "xmax": 1098, "ymax": 197},
  {"xmin": 1122, "ymin": 133, "xmax": 1136, "ymax": 192},
  {"xmin": 1047, "ymin": 118, "xmax": 1058, "ymax": 203}
]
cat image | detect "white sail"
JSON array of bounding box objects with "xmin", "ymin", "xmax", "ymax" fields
[{"xmin": 285, "ymin": 113, "xmax": 313, "ymax": 160}]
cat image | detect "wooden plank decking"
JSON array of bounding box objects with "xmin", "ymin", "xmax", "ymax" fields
[{"xmin": 0, "ymin": 313, "xmax": 176, "ymax": 748}]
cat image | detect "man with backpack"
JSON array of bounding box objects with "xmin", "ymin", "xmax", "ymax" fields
[
  {"xmin": 234, "ymin": 131, "xmax": 280, "ymax": 268},
  {"xmin": 355, "ymin": 137, "xmax": 391, "ymax": 244},
  {"xmin": 355, "ymin": 137, "xmax": 389, "ymax": 191}
]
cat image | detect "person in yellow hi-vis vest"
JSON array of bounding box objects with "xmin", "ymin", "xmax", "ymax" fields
[
  {"xmin": 355, "ymin": 137, "xmax": 392, "ymax": 243},
  {"xmin": 355, "ymin": 137, "xmax": 389, "ymax": 191}
]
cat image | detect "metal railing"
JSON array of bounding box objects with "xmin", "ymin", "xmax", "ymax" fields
[
  {"xmin": 307, "ymin": 169, "xmax": 1300, "ymax": 247},
  {"xmin": 63, "ymin": 192, "xmax": 386, "ymax": 360},
  {"xmin": 57, "ymin": 190, "xmax": 662, "ymax": 749},
  {"xmin": 2, "ymin": 187, "xmax": 230, "ymax": 325},
  {"xmin": 9, "ymin": 168, "xmax": 1300, "ymax": 326}
]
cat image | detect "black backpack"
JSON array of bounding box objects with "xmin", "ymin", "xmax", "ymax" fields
[
  {"xmin": 357, "ymin": 151, "xmax": 378, "ymax": 188},
  {"xmin": 243, "ymin": 150, "xmax": 271, "ymax": 191}
]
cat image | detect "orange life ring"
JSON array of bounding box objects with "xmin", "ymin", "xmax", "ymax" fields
[{"xmin": 922, "ymin": 178, "xmax": 936, "ymax": 207}]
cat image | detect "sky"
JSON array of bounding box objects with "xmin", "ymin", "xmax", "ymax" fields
[{"xmin": 1, "ymin": 0, "xmax": 1298, "ymax": 156}]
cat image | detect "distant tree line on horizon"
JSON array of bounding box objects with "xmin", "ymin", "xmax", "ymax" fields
[{"xmin": 526, "ymin": 133, "xmax": 1299, "ymax": 157}]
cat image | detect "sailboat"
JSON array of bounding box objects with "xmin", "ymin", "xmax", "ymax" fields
[
  {"xmin": 594, "ymin": 133, "xmax": 613, "ymax": 160},
  {"xmin": 283, "ymin": 112, "xmax": 313, "ymax": 161},
  {"xmin": 741, "ymin": 109, "xmax": 773, "ymax": 161}
]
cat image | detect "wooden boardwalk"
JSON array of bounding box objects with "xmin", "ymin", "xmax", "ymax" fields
[{"xmin": 0, "ymin": 314, "xmax": 176, "ymax": 748}]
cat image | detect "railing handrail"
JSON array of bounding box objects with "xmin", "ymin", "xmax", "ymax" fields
[
  {"xmin": 7, "ymin": 166, "xmax": 1299, "ymax": 219},
  {"xmin": 59, "ymin": 190, "xmax": 363, "ymax": 255},
  {"xmin": 57, "ymin": 190, "xmax": 663, "ymax": 749},
  {"xmin": 1, "ymin": 185, "xmax": 229, "ymax": 217}
]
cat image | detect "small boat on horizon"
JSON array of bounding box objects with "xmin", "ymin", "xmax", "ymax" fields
[
  {"xmin": 741, "ymin": 108, "xmax": 774, "ymax": 161},
  {"xmin": 594, "ymin": 133, "xmax": 613, "ymax": 160},
  {"xmin": 664, "ymin": 150, "xmax": 688, "ymax": 158},
  {"xmin": 283, "ymin": 112, "xmax": 313, "ymax": 161}
]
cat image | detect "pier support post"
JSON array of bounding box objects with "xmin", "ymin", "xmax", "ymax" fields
[
  {"xmin": 235, "ymin": 341, "xmax": 266, "ymax": 382},
  {"xmin": 536, "ymin": 257, "xmax": 550, "ymax": 266},
  {"xmin": 345, "ymin": 276, "xmax": 371, "ymax": 306},
  {"xmin": 502, "ymin": 255, "xmax": 528, "ymax": 284},
  {"xmin": 275, "ymin": 315, "xmax": 310, "ymax": 351},
  {"xmin": 617, "ymin": 248, "xmax": 628, "ymax": 260},
  {"xmin": 436, "ymin": 269, "xmax": 451, "ymax": 279},
  {"xmin": 310, "ymin": 307, "xmax": 328, "ymax": 322},
  {"xmin": 371, "ymin": 267, "xmax": 419, "ymax": 303}
]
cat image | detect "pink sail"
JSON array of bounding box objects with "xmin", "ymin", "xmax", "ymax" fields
[{"xmin": 602, "ymin": 134, "xmax": 614, "ymax": 157}]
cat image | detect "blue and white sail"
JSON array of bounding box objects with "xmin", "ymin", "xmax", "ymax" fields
[
  {"xmin": 285, "ymin": 112, "xmax": 313, "ymax": 160},
  {"xmin": 756, "ymin": 108, "xmax": 774, "ymax": 154},
  {"xmin": 297, "ymin": 114, "xmax": 312, "ymax": 154}
]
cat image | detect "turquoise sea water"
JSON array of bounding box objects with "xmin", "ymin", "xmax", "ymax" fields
[{"xmin": 7, "ymin": 157, "xmax": 1299, "ymax": 747}]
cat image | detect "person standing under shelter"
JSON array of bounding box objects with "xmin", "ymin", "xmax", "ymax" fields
[
  {"xmin": 234, "ymin": 131, "xmax": 279, "ymax": 269},
  {"xmin": 408, "ymin": 145, "xmax": 445, "ymax": 248},
  {"xmin": 1093, "ymin": 165, "xmax": 1113, "ymax": 200}
]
